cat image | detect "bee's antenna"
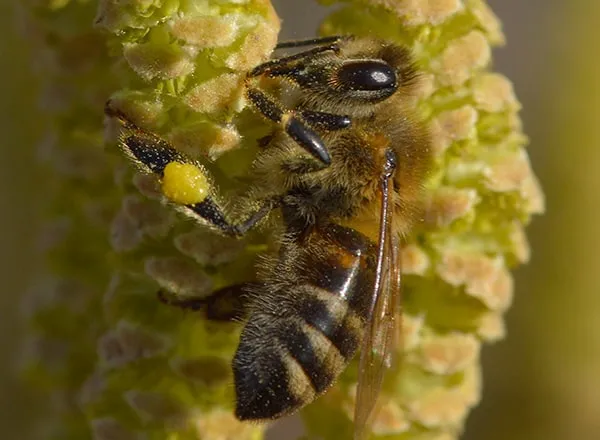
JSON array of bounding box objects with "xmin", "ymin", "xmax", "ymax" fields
[{"xmin": 275, "ymin": 35, "xmax": 349, "ymax": 49}]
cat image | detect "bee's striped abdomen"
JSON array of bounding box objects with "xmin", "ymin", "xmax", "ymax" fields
[{"xmin": 233, "ymin": 224, "xmax": 377, "ymax": 421}]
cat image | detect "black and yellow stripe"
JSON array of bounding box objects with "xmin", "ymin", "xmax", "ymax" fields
[{"xmin": 233, "ymin": 224, "xmax": 377, "ymax": 420}]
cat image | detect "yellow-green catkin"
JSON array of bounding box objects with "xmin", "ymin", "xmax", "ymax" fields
[
  {"xmin": 85, "ymin": 2, "xmax": 280, "ymax": 440},
  {"xmin": 300, "ymin": 1, "xmax": 544, "ymax": 439},
  {"xmin": 23, "ymin": 1, "xmax": 542, "ymax": 440}
]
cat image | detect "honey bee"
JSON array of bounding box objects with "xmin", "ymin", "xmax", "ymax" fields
[{"xmin": 106, "ymin": 35, "xmax": 431, "ymax": 439}]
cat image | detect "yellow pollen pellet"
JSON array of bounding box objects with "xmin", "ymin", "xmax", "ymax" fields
[{"xmin": 161, "ymin": 162, "xmax": 210, "ymax": 205}]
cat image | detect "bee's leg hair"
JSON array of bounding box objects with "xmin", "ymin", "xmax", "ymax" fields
[{"xmin": 301, "ymin": 110, "xmax": 351, "ymax": 131}]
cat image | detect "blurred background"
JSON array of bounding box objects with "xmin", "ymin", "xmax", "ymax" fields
[
  {"xmin": 0, "ymin": 1, "xmax": 44, "ymax": 438},
  {"xmin": 2, "ymin": 0, "xmax": 599, "ymax": 439}
]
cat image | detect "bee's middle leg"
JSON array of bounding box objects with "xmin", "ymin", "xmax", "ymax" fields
[{"xmin": 244, "ymin": 86, "xmax": 337, "ymax": 166}]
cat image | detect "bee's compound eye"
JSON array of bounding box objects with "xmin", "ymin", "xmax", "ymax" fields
[{"xmin": 336, "ymin": 61, "xmax": 397, "ymax": 92}]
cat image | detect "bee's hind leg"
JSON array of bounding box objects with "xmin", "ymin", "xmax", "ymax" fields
[
  {"xmin": 158, "ymin": 282, "xmax": 260, "ymax": 321},
  {"xmin": 106, "ymin": 103, "xmax": 279, "ymax": 237}
]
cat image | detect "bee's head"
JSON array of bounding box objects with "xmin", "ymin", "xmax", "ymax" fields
[
  {"xmin": 329, "ymin": 39, "xmax": 418, "ymax": 106},
  {"xmin": 296, "ymin": 39, "xmax": 419, "ymax": 117}
]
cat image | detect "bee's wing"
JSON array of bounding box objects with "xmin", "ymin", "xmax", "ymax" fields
[{"xmin": 353, "ymin": 174, "xmax": 402, "ymax": 440}]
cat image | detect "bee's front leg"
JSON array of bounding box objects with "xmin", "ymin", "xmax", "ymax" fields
[
  {"xmin": 244, "ymin": 86, "xmax": 335, "ymax": 166},
  {"xmin": 248, "ymin": 36, "xmax": 344, "ymax": 78}
]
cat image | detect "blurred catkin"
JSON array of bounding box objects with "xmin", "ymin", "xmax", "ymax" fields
[
  {"xmin": 466, "ymin": 2, "xmax": 600, "ymax": 440},
  {"xmin": 21, "ymin": 1, "xmax": 541, "ymax": 440},
  {"xmin": 529, "ymin": 3, "xmax": 600, "ymax": 438},
  {"xmin": 18, "ymin": 1, "xmax": 120, "ymax": 439},
  {"xmin": 1, "ymin": 2, "xmax": 45, "ymax": 439}
]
